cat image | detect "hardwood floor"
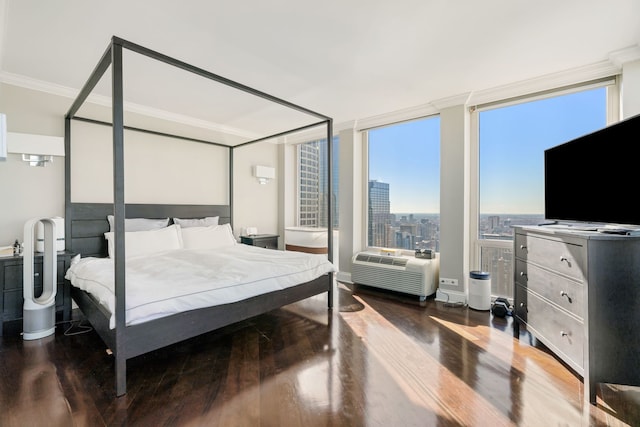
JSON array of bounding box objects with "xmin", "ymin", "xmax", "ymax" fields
[{"xmin": 1, "ymin": 283, "xmax": 638, "ymax": 426}]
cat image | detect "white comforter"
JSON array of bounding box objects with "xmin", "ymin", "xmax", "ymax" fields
[{"xmin": 65, "ymin": 245, "xmax": 336, "ymax": 329}]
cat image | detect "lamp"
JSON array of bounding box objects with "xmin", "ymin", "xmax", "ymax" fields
[
  {"xmin": 0, "ymin": 114, "xmax": 6, "ymax": 161},
  {"xmin": 7, "ymin": 132, "xmax": 65, "ymax": 167},
  {"xmin": 254, "ymin": 165, "xmax": 275, "ymax": 184}
]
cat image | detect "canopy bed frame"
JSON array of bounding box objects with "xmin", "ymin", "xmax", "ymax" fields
[{"xmin": 64, "ymin": 36, "xmax": 334, "ymax": 396}]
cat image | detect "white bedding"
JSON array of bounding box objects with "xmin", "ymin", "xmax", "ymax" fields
[{"xmin": 65, "ymin": 245, "xmax": 336, "ymax": 329}]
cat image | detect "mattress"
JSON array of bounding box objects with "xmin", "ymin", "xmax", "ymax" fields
[
  {"xmin": 65, "ymin": 244, "xmax": 336, "ymax": 328},
  {"xmin": 285, "ymin": 226, "xmax": 337, "ymax": 248}
]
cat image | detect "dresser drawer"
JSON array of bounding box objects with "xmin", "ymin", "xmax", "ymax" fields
[
  {"xmin": 515, "ymin": 232, "xmax": 586, "ymax": 282},
  {"xmin": 2, "ymin": 260, "xmax": 65, "ymax": 291},
  {"xmin": 515, "ymin": 259, "xmax": 584, "ymax": 319},
  {"xmin": 515, "ymin": 283, "xmax": 584, "ymax": 371}
]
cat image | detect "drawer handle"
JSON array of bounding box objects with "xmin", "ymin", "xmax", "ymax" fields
[
  {"xmin": 559, "ymin": 256, "xmax": 571, "ymax": 267},
  {"xmin": 519, "ymin": 271, "xmax": 527, "ymax": 280},
  {"xmin": 560, "ymin": 290, "xmax": 573, "ymax": 303},
  {"xmin": 519, "ymin": 244, "xmax": 527, "ymax": 251},
  {"xmin": 519, "ymin": 302, "xmax": 528, "ymax": 313},
  {"xmin": 560, "ymin": 331, "xmax": 568, "ymax": 337},
  {"xmin": 34, "ymin": 272, "xmax": 40, "ymax": 277}
]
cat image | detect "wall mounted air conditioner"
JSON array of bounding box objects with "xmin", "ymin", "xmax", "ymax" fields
[{"xmin": 351, "ymin": 252, "xmax": 439, "ymax": 300}]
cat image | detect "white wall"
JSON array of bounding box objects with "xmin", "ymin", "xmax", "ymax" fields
[
  {"xmin": 336, "ymin": 128, "xmax": 363, "ymax": 282},
  {"xmin": 622, "ymin": 59, "xmax": 640, "ymax": 118},
  {"xmin": 0, "ymin": 82, "xmax": 280, "ymax": 246},
  {"xmin": 0, "ymin": 84, "xmax": 67, "ymax": 245},
  {"xmin": 436, "ymin": 105, "xmax": 470, "ymax": 304},
  {"xmin": 232, "ymin": 141, "xmax": 279, "ymax": 239},
  {"xmin": 69, "ymin": 120, "xmax": 229, "ymax": 204}
]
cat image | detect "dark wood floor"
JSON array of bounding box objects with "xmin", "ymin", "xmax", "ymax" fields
[{"xmin": 1, "ymin": 283, "xmax": 638, "ymax": 427}]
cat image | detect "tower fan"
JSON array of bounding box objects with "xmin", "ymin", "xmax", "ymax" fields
[{"xmin": 23, "ymin": 218, "xmax": 58, "ymax": 340}]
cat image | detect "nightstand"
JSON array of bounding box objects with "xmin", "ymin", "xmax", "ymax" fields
[
  {"xmin": 240, "ymin": 234, "xmax": 279, "ymax": 250},
  {"xmin": 0, "ymin": 250, "xmax": 75, "ymax": 336}
]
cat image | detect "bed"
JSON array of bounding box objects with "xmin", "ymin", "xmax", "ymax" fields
[{"xmin": 64, "ymin": 37, "xmax": 335, "ymax": 396}]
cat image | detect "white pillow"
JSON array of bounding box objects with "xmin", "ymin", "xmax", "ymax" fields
[
  {"xmin": 104, "ymin": 224, "xmax": 183, "ymax": 258},
  {"xmin": 180, "ymin": 223, "xmax": 237, "ymax": 250},
  {"xmin": 173, "ymin": 216, "xmax": 219, "ymax": 228},
  {"xmin": 107, "ymin": 215, "xmax": 169, "ymax": 232}
]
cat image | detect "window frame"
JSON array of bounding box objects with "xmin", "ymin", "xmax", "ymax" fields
[
  {"xmin": 469, "ymin": 76, "xmax": 620, "ymax": 298},
  {"xmin": 363, "ymin": 114, "xmax": 441, "ymax": 256}
]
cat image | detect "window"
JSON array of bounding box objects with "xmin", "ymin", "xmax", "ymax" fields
[
  {"xmin": 297, "ymin": 137, "xmax": 339, "ymax": 228},
  {"xmin": 474, "ymin": 83, "xmax": 612, "ymax": 298},
  {"xmin": 367, "ymin": 116, "xmax": 440, "ymax": 252}
]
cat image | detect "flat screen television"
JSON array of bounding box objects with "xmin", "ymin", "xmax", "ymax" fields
[{"xmin": 544, "ymin": 113, "xmax": 640, "ymax": 227}]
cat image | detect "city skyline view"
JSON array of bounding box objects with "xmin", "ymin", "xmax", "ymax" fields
[
  {"xmin": 367, "ymin": 87, "xmax": 606, "ymax": 217},
  {"xmin": 300, "ymin": 85, "xmax": 608, "ymax": 256}
]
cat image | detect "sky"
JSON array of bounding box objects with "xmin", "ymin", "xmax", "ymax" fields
[
  {"xmin": 368, "ymin": 116, "xmax": 440, "ymax": 213},
  {"xmin": 367, "ymin": 87, "xmax": 606, "ymax": 215}
]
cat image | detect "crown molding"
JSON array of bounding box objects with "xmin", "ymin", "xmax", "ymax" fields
[
  {"xmin": 0, "ymin": 71, "xmax": 259, "ymax": 140},
  {"xmin": 609, "ymin": 44, "xmax": 640, "ymax": 68},
  {"xmin": 355, "ymin": 102, "xmax": 439, "ymax": 131},
  {"xmin": 430, "ymin": 93, "xmax": 472, "ymax": 111},
  {"xmin": 345, "ymin": 59, "xmax": 624, "ymax": 131},
  {"xmin": 280, "ymin": 119, "xmax": 358, "ymax": 145},
  {"xmin": 0, "ymin": 70, "xmax": 79, "ymax": 99},
  {"xmin": 467, "ymin": 60, "xmax": 620, "ymax": 107}
]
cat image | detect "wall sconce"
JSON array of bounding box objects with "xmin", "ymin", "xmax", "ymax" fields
[
  {"xmin": 7, "ymin": 132, "xmax": 65, "ymax": 167},
  {"xmin": 254, "ymin": 165, "xmax": 275, "ymax": 184},
  {"xmin": 0, "ymin": 114, "xmax": 7, "ymax": 162}
]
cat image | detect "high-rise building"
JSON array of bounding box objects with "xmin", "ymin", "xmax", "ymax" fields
[
  {"xmin": 298, "ymin": 142, "xmax": 320, "ymax": 227},
  {"xmin": 488, "ymin": 215, "xmax": 500, "ymax": 231},
  {"xmin": 368, "ymin": 180, "xmax": 390, "ymax": 246},
  {"xmin": 298, "ymin": 138, "xmax": 339, "ymax": 228},
  {"xmin": 318, "ymin": 137, "xmax": 339, "ymax": 228}
]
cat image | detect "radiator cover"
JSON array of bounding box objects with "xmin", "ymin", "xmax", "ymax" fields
[{"xmin": 351, "ymin": 252, "xmax": 439, "ymax": 298}]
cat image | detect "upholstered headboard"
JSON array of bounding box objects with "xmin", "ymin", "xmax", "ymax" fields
[{"xmin": 66, "ymin": 203, "xmax": 231, "ymax": 258}]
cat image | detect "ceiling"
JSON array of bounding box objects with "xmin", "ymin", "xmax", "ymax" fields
[{"xmin": 1, "ymin": 0, "xmax": 640, "ymax": 144}]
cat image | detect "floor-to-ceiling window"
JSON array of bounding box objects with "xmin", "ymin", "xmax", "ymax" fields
[
  {"xmin": 367, "ymin": 115, "xmax": 440, "ymax": 252},
  {"xmin": 472, "ymin": 79, "xmax": 615, "ymax": 298}
]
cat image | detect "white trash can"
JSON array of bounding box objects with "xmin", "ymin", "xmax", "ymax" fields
[{"xmin": 469, "ymin": 271, "xmax": 491, "ymax": 311}]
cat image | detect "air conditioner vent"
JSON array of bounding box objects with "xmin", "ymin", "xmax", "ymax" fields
[
  {"xmin": 351, "ymin": 252, "xmax": 439, "ymax": 299},
  {"xmin": 354, "ymin": 253, "xmax": 408, "ymax": 267}
]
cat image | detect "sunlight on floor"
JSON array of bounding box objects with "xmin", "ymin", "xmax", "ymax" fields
[{"xmin": 340, "ymin": 295, "xmax": 513, "ymax": 426}]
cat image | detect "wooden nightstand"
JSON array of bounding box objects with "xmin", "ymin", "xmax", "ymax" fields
[
  {"xmin": 240, "ymin": 234, "xmax": 279, "ymax": 250},
  {"xmin": 0, "ymin": 250, "xmax": 75, "ymax": 336}
]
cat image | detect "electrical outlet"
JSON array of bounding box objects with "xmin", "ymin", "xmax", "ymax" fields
[{"xmin": 439, "ymin": 278, "xmax": 459, "ymax": 287}]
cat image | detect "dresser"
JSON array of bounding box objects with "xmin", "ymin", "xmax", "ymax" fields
[
  {"xmin": 513, "ymin": 226, "xmax": 640, "ymax": 404},
  {"xmin": 0, "ymin": 251, "xmax": 75, "ymax": 336},
  {"xmin": 240, "ymin": 234, "xmax": 279, "ymax": 250}
]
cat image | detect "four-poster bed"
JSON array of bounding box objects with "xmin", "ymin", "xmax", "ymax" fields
[{"xmin": 64, "ymin": 36, "xmax": 335, "ymax": 396}]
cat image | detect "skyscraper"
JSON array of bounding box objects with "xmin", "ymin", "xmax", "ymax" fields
[
  {"xmin": 298, "ymin": 142, "xmax": 320, "ymax": 227},
  {"xmin": 368, "ymin": 180, "xmax": 390, "ymax": 246},
  {"xmin": 318, "ymin": 137, "xmax": 339, "ymax": 228},
  {"xmin": 298, "ymin": 138, "xmax": 339, "ymax": 228}
]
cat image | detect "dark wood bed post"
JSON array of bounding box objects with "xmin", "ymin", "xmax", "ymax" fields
[
  {"xmin": 326, "ymin": 118, "xmax": 334, "ymax": 309},
  {"xmin": 64, "ymin": 117, "xmax": 71, "ymax": 251},
  {"xmin": 111, "ymin": 39, "xmax": 128, "ymax": 397}
]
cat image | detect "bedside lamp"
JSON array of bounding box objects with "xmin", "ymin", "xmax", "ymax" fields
[
  {"xmin": 254, "ymin": 165, "xmax": 275, "ymax": 184},
  {"xmin": 7, "ymin": 132, "xmax": 65, "ymax": 167}
]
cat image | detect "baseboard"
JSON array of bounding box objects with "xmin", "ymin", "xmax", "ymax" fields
[{"xmin": 435, "ymin": 288, "xmax": 467, "ymax": 305}]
